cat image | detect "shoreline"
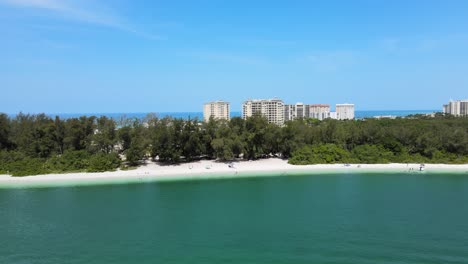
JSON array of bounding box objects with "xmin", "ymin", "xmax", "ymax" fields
[{"xmin": 1, "ymin": 158, "xmax": 467, "ymax": 189}]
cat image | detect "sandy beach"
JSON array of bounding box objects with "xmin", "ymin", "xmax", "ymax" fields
[{"xmin": 0, "ymin": 158, "xmax": 467, "ymax": 188}]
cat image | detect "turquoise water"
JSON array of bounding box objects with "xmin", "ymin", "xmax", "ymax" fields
[{"xmin": 1, "ymin": 173, "xmax": 468, "ymax": 263}]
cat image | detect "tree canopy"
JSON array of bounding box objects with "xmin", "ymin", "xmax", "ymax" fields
[{"xmin": 0, "ymin": 112, "xmax": 467, "ymax": 176}]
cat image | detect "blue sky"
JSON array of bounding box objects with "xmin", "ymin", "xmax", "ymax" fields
[{"xmin": 1, "ymin": 0, "xmax": 467, "ymax": 113}]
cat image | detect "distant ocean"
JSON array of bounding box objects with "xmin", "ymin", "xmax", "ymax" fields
[{"xmin": 17, "ymin": 110, "xmax": 438, "ymax": 120}]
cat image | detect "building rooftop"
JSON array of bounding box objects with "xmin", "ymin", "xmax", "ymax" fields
[
  {"xmin": 204, "ymin": 100, "xmax": 229, "ymax": 104},
  {"xmin": 243, "ymin": 98, "xmax": 284, "ymax": 103}
]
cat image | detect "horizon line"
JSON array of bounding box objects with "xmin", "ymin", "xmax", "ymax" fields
[{"xmin": 3, "ymin": 109, "xmax": 440, "ymax": 115}]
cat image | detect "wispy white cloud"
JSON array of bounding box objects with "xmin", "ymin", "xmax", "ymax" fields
[
  {"xmin": 416, "ymin": 34, "xmax": 468, "ymax": 52},
  {"xmin": 2, "ymin": 0, "xmax": 61, "ymax": 9},
  {"xmin": 223, "ymin": 37, "xmax": 297, "ymax": 47},
  {"xmin": 380, "ymin": 38, "xmax": 400, "ymax": 52},
  {"xmin": 304, "ymin": 50, "xmax": 360, "ymax": 73},
  {"xmin": 377, "ymin": 34, "xmax": 468, "ymax": 54},
  {"xmin": 180, "ymin": 51, "xmax": 271, "ymax": 66},
  {"xmin": 0, "ymin": 0, "xmax": 165, "ymax": 40}
]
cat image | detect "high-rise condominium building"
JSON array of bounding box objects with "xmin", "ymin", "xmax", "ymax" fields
[
  {"xmin": 443, "ymin": 99, "xmax": 468, "ymax": 116},
  {"xmin": 242, "ymin": 98, "xmax": 285, "ymax": 125},
  {"xmin": 335, "ymin": 104, "xmax": 355, "ymax": 120},
  {"xmin": 309, "ymin": 104, "xmax": 331, "ymax": 120},
  {"xmin": 203, "ymin": 101, "xmax": 230, "ymax": 122},
  {"xmin": 284, "ymin": 103, "xmax": 310, "ymax": 121},
  {"xmin": 284, "ymin": 104, "xmax": 296, "ymax": 122},
  {"xmin": 443, "ymin": 104, "xmax": 449, "ymax": 114}
]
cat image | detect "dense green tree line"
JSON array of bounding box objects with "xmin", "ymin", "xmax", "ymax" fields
[
  {"xmin": 0, "ymin": 113, "xmax": 122, "ymax": 176},
  {"xmin": 0, "ymin": 112, "xmax": 467, "ymax": 176}
]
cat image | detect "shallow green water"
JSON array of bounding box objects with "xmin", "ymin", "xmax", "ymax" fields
[{"xmin": 1, "ymin": 173, "xmax": 468, "ymax": 263}]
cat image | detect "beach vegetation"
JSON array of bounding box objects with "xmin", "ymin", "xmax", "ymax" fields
[{"xmin": 0, "ymin": 112, "xmax": 467, "ymax": 176}]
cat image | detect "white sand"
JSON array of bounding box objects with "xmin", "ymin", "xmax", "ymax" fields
[{"xmin": 0, "ymin": 158, "xmax": 467, "ymax": 188}]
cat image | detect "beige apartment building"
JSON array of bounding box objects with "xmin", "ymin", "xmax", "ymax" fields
[
  {"xmin": 309, "ymin": 104, "xmax": 331, "ymax": 120},
  {"xmin": 242, "ymin": 98, "xmax": 285, "ymax": 125},
  {"xmin": 443, "ymin": 99, "xmax": 468, "ymax": 116},
  {"xmin": 335, "ymin": 103, "xmax": 355, "ymax": 120},
  {"xmin": 203, "ymin": 101, "xmax": 230, "ymax": 122},
  {"xmin": 284, "ymin": 103, "xmax": 310, "ymax": 121}
]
